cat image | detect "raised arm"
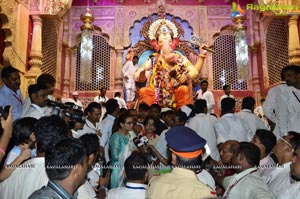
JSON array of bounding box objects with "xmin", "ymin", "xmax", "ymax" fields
[
  {"xmin": 134, "ymin": 59, "xmax": 152, "ymax": 83},
  {"xmin": 194, "ymin": 45, "xmax": 208, "ymax": 74},
  {"xmin": 0, "ymin": 107, "xmax": 13, "ymax": 162}
]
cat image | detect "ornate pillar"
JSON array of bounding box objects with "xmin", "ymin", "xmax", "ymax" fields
[
  {"xmin": 114, "ymin": 49, "xmax": 123, "ymax": 89},
  {"xmin": 24, "ymin": 15, "xmax": 43, "ymax": 96},
  {"xmin": 250, "ymin": 47, "xmax": 261, "ymax": 104},
  {"xmin": 28, "ymin": 15, "xmax": 43, "ymax": 75},
  {"xmin": 288, "ymin": 15, "xmax": 300, "ymax": 65},
  {"xmin": 250, "ymin": 12, "xmax": 262, "ymax": 105},
  {"xmin": 63, "ymin": 48, "xmax": 71, "ymax": 97}
]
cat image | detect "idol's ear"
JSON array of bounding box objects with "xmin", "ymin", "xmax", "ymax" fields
[
  {"xmin": 171, "ymin": 38, "xmax": 179, "ymax": 50},
  {"xmin": 151, "ymin": 39, "xmax": 160, "ymax": 52}
]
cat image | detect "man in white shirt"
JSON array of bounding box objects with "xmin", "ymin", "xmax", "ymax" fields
[
  {"xmin": 236, "ymin": 96, "xmax": 267, "ymax": 138},
  {"xmin": 196, "ymin": 80, "xmax": 215, "ymax": 114},
  {"xmin": 73, "ymin": 103, "xmax": 99, "ymax": 137},
  {"xmin": 277, "ymin": 65, "xmax": 300, "ymax": 136},
  {"xmin": 214, "ymin": 98, "xmax": 252, "ymax": 144},
  {"xmin": 94, "ymin": 87, "xmax": 109, "ymax": 104},
  {"xmin": 70, "ymin": 109, "xmax": 85, "ymax": 138},
  {"xmin": 22, "ymin": 84, "xmax": 48, "ymax": 119},
  {"xmin": 77, "ymin": 102, "xmax": 102, "ymax": 143},
  {"xmin": 276, "ymin": 142, "xmax": 300, "ymax": 199},
  {"xmin": 94, "ymin": 87, "xmax": 109, "ymax": 121},
  {"xmin": 122, "ymin": 56, "xmax": 139, "ymax": 102},
  {"xmin": 268, "ymin": 135, "xmax": 300, "ymax": 198},
  {"xmin": 263, "ymin": 67, "xmax": 288, "ymax": 137},
  {"xmin": 254, "ymin": 98, "xmax": 270, "ymax": 130},
  {"xmin": 114, "ymin": 92, "xmax": 127, "ymax": 109},
  {"xmin": 187, "ymin": 99, "xmax": 219, "ymax": 161},
  {"xmin": 214, "ymin": 142, "xmax": 272, "ymax": 199},
  {"xmin": 22, "ymin": 73, "xmax": 56, "ymax": 118},
  {"xmin": 254, "ymin": 98, "xmax": 265, "ymax": 118},
  {"xmin": 63, "ymin": 91, "xmax": 83, "ymax": 110},
  {"xmin": 266, "ymin": 132, "xmax": 300, "ymax": 185},
  {"xmin": 252, "ymin": 129, "xmax": 276, "ymax": 180},
  {"xmin": 100, "ymin": 99, "xmax": 119, "ymax": 163},
  {"xmin": 78, "ymin": 134, "xmax": 109, "ymax": 199},
  {"xmin": 0, "ymin": 116, "xmax": 68, "ymax": 199},
  {"xmin": 219, "ymin": 84, "xmax": 234, "ymax": 111},
  {"xmin": 106, "ymin": 151, "xmax": 148, "ymax": 199}
]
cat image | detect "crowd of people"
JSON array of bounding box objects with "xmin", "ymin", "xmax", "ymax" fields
[{"xmin": 0, "ymin": 64, "xmax": 299, "ymax": 198}]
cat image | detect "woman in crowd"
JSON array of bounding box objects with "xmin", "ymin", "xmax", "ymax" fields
[{"xmin": 109, "ymin": 112, "xmax": 136, "ymax": 188}]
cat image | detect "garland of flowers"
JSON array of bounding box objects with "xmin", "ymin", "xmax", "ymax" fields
[{"xmin": 149, "ymin": 53, "xmax": 188, "ymax": 108}]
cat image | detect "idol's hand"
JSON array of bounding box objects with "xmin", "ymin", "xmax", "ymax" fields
[{"xmin": 199, "ymin": 44, "xmax": 208, "ymax": 55}]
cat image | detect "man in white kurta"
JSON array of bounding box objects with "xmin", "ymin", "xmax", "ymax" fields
[
  {"xmin": 94, "ymin": 88, "xmax": 109, "ymax": 121},
  {"xmin": 215, "ymin": 97, "xmax": 252, "ymax": 144},
  {"xmin": 268, "ymin": 141, "xmax": 300, "ymax": 199},
  {"xmin": 275, "ymin": 145, "xmax": 300, "ymax": 199},
  {"xmin": 277, "ymin": 86, "xmax": 300, "ymax": 136},
  {"xmin": 236, "ymin": 109, "xmax": 267, "ymax": 138},
  {"xmin": 196, "ymin": 80, "xmax": 215, "ymax": 114},
  {"xmin": 215, "ymin": 113, "xmax": 252, "ymax": 144},
  {"xmin": 100, "ymin": 99, "xmax": 119, "ymax": 162},
  {"xmin": 236, "ymin": 97, "xmax": 267, "ymax": 139},
  {"xmin": 221, "ymin": 142, "xmax": 272, "ymax": 199},
  {"xmin": 263, "ymin": 67, "xmax": 288, "ymax": 137},
  {"xmin": 22, "ymin": 84, "xmax": 48, "ymax": 119},
  {"xmin": 122, "ymin": 56, "xmax": 139, "ymax": 101},
  {"xmin": 187, "ymin": 100, "xmax": 219, "ymax": 161},
  {"xmin": 63, "ymin": 91, "xmax": 83, "ymax": 109},
  {"xmin": 265, "ymin": 132, "xmax": 296, "ymax": 184},
  {"xmin": 277, "ymin": 65, "xmax": 300, "ymax": 136},
  {"xmin": 76, "ymin": 102, "xmax": 102, "ymax": 144},
  {"xmin": 114, "ymin": 92, "xmax": 127, "ymax": 109},
  {"xmin": 218, "ymin": 84, "xmax": 234, "ymax": 111},
  {"xmin": 223, "ymin": 167, "xmax": 272, "ymax": 199},
  {"xmin": 94, "ymin": 88, "xmax": 109, "ymax": 104}
]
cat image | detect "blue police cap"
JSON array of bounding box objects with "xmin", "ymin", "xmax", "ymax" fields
[{"xmin": 166, "ymin": 126, "xmax": 206, "ymax": 152}]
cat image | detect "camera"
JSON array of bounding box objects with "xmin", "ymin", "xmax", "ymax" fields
[
  {"xmin": 63, "ymin": 102, "xmax": 82, "ymax": 111},
  {"xmin": 46, "ymin": 100, "xmax": 83, "ymax": 116},
  {"xmin": 71, "ymin": 109, "xmax": 86, "ymax": 123},
  {"xmin": 46, "ymin": 100, "xmax": 64, "ymax": 116},
  {"xmin": 0, "ymin": 106, "xmax": 10, "ymax": 119},
  {"xmin": 133, "ymin": 135, "xmax": 157, "ymax": 163}
]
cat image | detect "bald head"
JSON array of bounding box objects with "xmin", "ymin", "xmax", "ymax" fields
[{"xmin": 220, "ymin": 140, "xmax": 240, "ymax": 164}]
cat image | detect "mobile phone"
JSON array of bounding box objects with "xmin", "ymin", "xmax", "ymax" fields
[{"xmin": 0, "ymin": 105, "xmax": 10, "ymax": 120}]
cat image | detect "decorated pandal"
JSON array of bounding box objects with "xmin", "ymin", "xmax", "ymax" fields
[{"xmin": 1, "ymin": 0, "xmax": 300, "ymax": 112}]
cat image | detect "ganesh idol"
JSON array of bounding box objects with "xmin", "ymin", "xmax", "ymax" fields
[{"xmin": 134, "ymin": 19, "xmax": 207, "ymax": 109}]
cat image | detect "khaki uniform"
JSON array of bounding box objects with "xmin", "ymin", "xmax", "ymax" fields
[{"xmin": 146, "ymin": 168, "xmax": 213, "ymax": 199}]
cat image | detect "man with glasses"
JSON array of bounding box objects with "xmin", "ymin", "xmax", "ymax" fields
[
  {"xmin": 266, "ymin": 132, "xmax": 300, "ymax": 187},
  {"xmin": 275, "ymin": 142, "xmax": 300, "ymax": 199},
  {"xmin": 268, "ymin": 135, "xmax": 300, "ymax": 198}
]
